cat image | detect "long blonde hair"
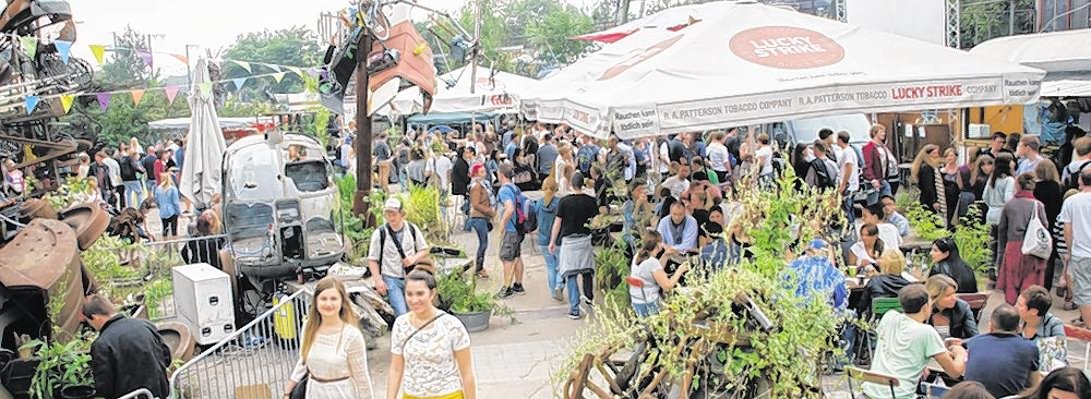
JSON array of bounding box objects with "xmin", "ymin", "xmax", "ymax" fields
[
  {"xmin": 541, "ymin": 173, "xmax": 558, "ymax": 204},
  {"xmin": 911, "ymin": 144, "xmax": 940, "ymax": 181},
  {"xmin": 301, "ymin": 277, "xmax": 359, "ymax": 363}
]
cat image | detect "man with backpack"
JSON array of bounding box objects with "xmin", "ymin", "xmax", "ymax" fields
[
  {"xmin": 1062, "ymin": 137, "xmax": 1091, "ymax": 191},
  {"xmin": 804, "ymin": 141, "xmax": 840, "ymax": 191},
  {"xmin": 496, "ymin": 163, "xmax": 529, "ymax": 299},
  {"xmin": 368, "ymin": 198, "xmax": 430, "ymax": 317}
]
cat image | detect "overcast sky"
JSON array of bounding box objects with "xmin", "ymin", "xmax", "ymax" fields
[{"xmin": 69, "ymin": 0, "xmax": 599, "ymax": 77}]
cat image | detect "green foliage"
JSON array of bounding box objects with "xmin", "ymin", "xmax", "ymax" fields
[
  {"xmin": 144, "ymin": 278, "xmax": 174, "ymax": 319},
  {"xmin": 437, "ymin": 270, "xmax": 514, "ymax": 321},
  {"xmin": 398, "ymin": 185, "xmax": 445, "ymax": 243},
  {"xmin": 81, "ymin": 235, "xmax": 142, "ymax": 285},
  {"xmin": 218, "ymin": 98, "xmax": 274, "ymax": 118},
  {"xmin": 522, "ymin": 1, "xmax": 595, "ymax": 64},
  {"xmin": 98, "ymin": 27, "xmax": 159, "ymax": 87},
  {"xmin": 960, "ymin": 0, "xmax": 1035, "ymax": 48},
  {"xmin": 43, "ymin": 177, "xmax": 95, "ymax": 211},
  {"xmin": 311, "ymin": 107, "xmax": 332, "ymax": 149},
  {"xmin": 222, "ymin": 26, "xmax": 320, "ymax": 95},
  {"xmin": 953, "ymin": 208, "xmax": 992, "ymax": 275},
  {"xmin": 26, "ymin": 334, "xmax": 94, "ymax": 399},
  {"xmin": 905, "ymin": 201, "xmax": 949, "ymax": 242},
  {"xmin": 595, "ymin": 240, "xmax": 631, "ymax": 308}
]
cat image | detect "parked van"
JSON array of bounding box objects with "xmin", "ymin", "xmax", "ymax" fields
[
  {"xmin": 767, "ymin": 113, "xmax": 873, "ymax": 147},
  {"xmin": 221, "ymin": 131, "xmax": 344, "ymax": 281}
]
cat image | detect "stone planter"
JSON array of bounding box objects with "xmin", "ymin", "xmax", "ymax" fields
[{"xmin": 452, "ymin": 309, "xmax": 492, "ymax": 333}]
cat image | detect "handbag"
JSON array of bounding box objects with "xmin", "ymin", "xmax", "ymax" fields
[
  {"xmin": 1021, "ymin": 203, "xmax": 1052, "ymax": 259},
  {"xmin": 289, "ymin": 375, "xmax": 308, "ymax": 399}
]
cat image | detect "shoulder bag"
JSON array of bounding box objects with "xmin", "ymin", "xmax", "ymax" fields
[{"xmin": 1022, "ymin": 202, "xmax": 1053, "ymax": 259}]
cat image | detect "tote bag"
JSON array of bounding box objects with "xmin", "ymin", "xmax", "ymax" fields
[{"xmin": 1022, "ymin": 203, "xmax": 1052, "ymax": 259}]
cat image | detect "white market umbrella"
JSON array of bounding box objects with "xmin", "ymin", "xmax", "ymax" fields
[
  {"xmin": 179, "ymin": 58, "xmax": 228, "ymax": 210},
  {"xmin": 521, "ymin": 0, "xmax": 1046, "ymax": 139},
  {"xmin": 378, "ymin": 66, "xmax": 537, "ymax": 117},
  {"xmin": 968, "ymin": 28, "xmax": 1091, "ymax": 97}
]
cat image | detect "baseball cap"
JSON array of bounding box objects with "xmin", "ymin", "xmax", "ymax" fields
[
  {"xmin": 383, "ymin": 198, "xmax": 403, "ymax": 212},
  {"xmin": 808, "ymin": 239, "xmax": 828, "ymax": 250}
]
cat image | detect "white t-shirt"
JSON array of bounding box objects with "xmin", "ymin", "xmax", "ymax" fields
[
  {"xmin": 707, "ymin": 142, "xmax": 730, "ymax": 172},
  {"xmin": 429, "ymin": 156, "xmax": 454, "ymax": 190},
  {"xmin": 630, "ymin": 257, "xmax": 663, "ymax": 305},
  {"xmin": 837, "ymin": 145, "xmax": 859, "ymax": 192},
  {"xmin": 1059, "ymin": 192, "xmax": 1091, "ymax": 258},
  {"xmin": 658, "ymin": 142, "xmax": 671, "ymax": 173},
  {"xmin": 755, "ymin": 146, "xmax": 773, "ymax": 176},
  {"xmin": 390, "ymin": 313, "xmax": 471, "ymax": 397},
  {"xmin": 367, "ymin": 223, "xmax": 429, "ymax": 278},
  {"xmin": 864, "ymin": 311, "xmax": 946, "ymax": 399},
  {"xmin": 661, "ymin": 176, "xmax": 690, "ymax": 200}
]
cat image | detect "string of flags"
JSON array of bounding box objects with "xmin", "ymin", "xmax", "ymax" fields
[{"xmin": 20, "ymin": 69, "xmax": 321, "ymax": 115}]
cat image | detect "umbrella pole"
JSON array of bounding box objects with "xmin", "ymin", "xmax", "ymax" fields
[{"xmin": 353, "ymin": 31, "xmax": 375, "ymax": 225}]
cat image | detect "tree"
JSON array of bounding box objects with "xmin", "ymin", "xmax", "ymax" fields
[
  {"xmin": 960, "ymin": 0, "xmax": 1035, "ymax": 48},
  {"xmin": 222, "ymin": 26, "xmax": 323, "ymax": 95},
  {"xmin": 523, "ymin": 1, "xmax": 595, "ymax": 65},
  {"xmin": 98, "ymin": 27, "xmax": 160, "ymax": 88}
]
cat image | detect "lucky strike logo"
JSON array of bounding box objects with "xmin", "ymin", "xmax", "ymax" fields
[{"xmin": 729, "ymin": 26, "xmax": 845, "ymax": 69}]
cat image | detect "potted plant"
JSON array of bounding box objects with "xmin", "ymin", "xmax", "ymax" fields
[
  {"xmin": 437, "ymin": 270, "xmax": 513, "ymax": 332},
  {"xmin": 26, "ymin": 336, "xmax": 96, "ymax": 399}
]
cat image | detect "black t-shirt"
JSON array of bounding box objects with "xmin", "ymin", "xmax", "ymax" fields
[
  {"xmin": 724, "ymin": 136, "xmax": 741, "ymax": 161},
  {"xmin": 556, "ymin": 193, "xmax": 599, "ymax": 243},
  {"xmin": 668, "ymin": 138, "xmax": 688, "ymax": 164},
  {"xmin": 451, "ymin": 157, "xmax": 470, "ymax": 196}
]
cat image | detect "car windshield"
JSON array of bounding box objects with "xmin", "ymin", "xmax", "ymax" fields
[{"xmin": 285, "ymin": 161, "xmax": 329, "ymax": 192}]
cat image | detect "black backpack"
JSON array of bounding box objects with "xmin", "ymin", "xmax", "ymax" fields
[
  {"xmin": 1065, "ymin": 161, "xmax": 1091, "ymax": 191},
  {"xmin": 809, "ymin": 159, "xmax": 836, "ymax": 190}
]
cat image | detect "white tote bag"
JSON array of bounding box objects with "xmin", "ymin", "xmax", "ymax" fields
[{"xmin": 1021, "ymin": 203, "xmax": 1052, "ymax": 259}]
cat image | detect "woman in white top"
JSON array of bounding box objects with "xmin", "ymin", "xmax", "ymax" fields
[
  {"xmin": 554, "ymin": 142, "xmax": 575, "ymax": 194},
  {"xmin": 983, "ymin": 153, "xmax": 1016, "ymax": 226},
  {"xmin": 849, "ymin": 223, "xmax": 887, "ymax": 269},
  {"xmin": 629, "ymin": 231, "xmax": 689, "ymax": 318},
  {"xmin": 285, "ymin": 277, "xmax": 374, "ymax": 399},
  {"xmin": 387, "ymin": 270, "xmax": 476, "ymax": 399}
]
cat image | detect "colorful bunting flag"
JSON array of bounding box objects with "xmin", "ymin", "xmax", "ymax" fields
[
  {"xmin": 20, "ymin": 36, "xmax": 37, "ymax": 59},
  {"xmin": 287, "ymin": 66, "xmax": 304, "ymax": 78},
  {"xmin": 89, "ymin": 44, "xmax": 106, "ymax": 65},
  {"xmin": 138, "ymin": 50, "xmax": 153, "ymax": 69},
  {"xmin": 164, "ymin": 86, "xmax": 180, "ymax": 105},
  {"xmin": 60, "ymin": 94, "xmax": 75, "ymax": 114},
  {"xmin": 53, "ymin": 40, "xmax": 73, "ymax": 64},
  {"xmin": 96, "ymin": 92, "xmax": 111, "ymax": 112},
  {"xmin": 233, "ymin": 60, "xmax": 252, "ymax": 73},
  {"xmin": 198, "ymin": 82, "xmax": 213, "ymax": 96},
  {"xmin": 131, "ymin": 89, "xmax": 145, "ymax": 106},
  {"xmin": 271, "ymin": 72, "xmax": 287, "ymax": 84},
  {"xmin": 267, "ymin": 64, "xmax": 281, "ymax": 72},
  {"xmin": 24, "ymin": 95, "xmax": 39, "ymax": 115},
  {"xmin": 171, "ymin": 54, "xmax": 189, "ymax": 65},
  {"xmin": 232, "ymin": 77, "xmax": 247, "ymax": 90}
]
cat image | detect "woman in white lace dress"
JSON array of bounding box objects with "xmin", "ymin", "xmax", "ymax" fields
[
  {"xmin": 387, "ymin": 270, "xmax": 476, "ymax": 399},
  {"xmin": 284, "ymin": 277, "xmax": 374, "ymax": 399}
]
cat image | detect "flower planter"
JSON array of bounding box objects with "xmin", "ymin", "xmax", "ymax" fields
[
  {"xmin": 452, "ymin": 309, "xmax": 492, "ymax": 333},
  {"xmin": 57, "ymin": 385, "xmax": 95, "ymax": 399}
]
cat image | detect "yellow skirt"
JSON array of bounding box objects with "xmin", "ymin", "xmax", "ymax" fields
[{"xmin": 403, "ymin": 391, "xmax": 464, "ymax": 399}]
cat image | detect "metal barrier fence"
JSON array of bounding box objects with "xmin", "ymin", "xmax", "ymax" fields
[
  {"xmin": 169, "ymin": 289, "xmax": 311, "ymax": 399},
  {"xmin": 140, "ymin": 234, "xmax": 228, "ymax": 320},
  {"xmin": 118, "ymin": 388, "xmax": 157, "ymax": 399}
]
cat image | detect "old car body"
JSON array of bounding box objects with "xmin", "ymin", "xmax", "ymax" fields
[{"xmin": 221, "ymin": 132, "xmax": 343, "ymax": 279}]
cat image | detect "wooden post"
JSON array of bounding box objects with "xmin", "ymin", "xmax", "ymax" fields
[{"xmin": 353, "ymin": 32, "xmax": 374, "ymax": 223}]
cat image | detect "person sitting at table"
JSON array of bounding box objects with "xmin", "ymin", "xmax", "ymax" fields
[
  {"xmin": 699, "ymin": 222, "xmax": 729, "ymax": 269},
  {"xmin": 785, "ymin": 239, "xmax": 848, "ymax": 310},
  {"xmin": 963, "ymin": 304, "xmax": 1041, "ymax": 398},
  {"xmin": 1017, "ymin": 285, "xmax": 1067, "ymax": 343},
  {"xmin": 881, "ymin": 195, "xmax": 911, "ymax": 237},
  {"xmin": 929, "ymin": 237, "xmax": 979, "ymax": 293},
  {"xmin": 856, "ymin": 203, "xmax": 903, "ymax": 250},
  {"xmin": 849, "ymin": 223, "xmax": 886, "ymax": 268},
  {"xmin": 863, "ymin": 284, "xmax": 967, "ymax": 399},
  {"xmin": 656, "ymin": 200, "xmax": 699, "ymax": 253},
  {"xmin": 926, "ymin": 274, "xmax": 979, "ymax": 340},
  {"xmin": 855, "ymin": 249, "xmax": 912, "ymax": 318}
]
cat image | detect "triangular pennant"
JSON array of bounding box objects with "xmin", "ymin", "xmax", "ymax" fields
[
  {"xmin": 271, "ymin": 72, "xmax": 287, "ymax": 84},
  {"xmin": 232, "ymin": 77, "xmax": 247, "ymax": 90},
  {"xmin": 164, "ymin": 86, "xmax": 180, "ymax": 105},
  {"xmin": 267, "ymin": 64, "xmax": 281, "ymax": 72},
  {"xmin": 20, "ymin": 36, "xmax": 38, "ymax": 59},
  {"xmin": 89, "ymin": 44, "xmax": 106, "ymax": 65},
  {"xmin": 96, "ymin": 92, "xmax": 111, "ymax": 112},
  {"xmin": 24, "ymin": 95, "xmax": 39, "ymax": 115},
  {"xmin": 60, "ymin": 94, "xmax": 75, "ymax": 114},
  {"xmin": 130, "ymin": 89, "xmax": 145, "ymax": 106},
  {"xmin": 233, "ymin": 60, "xmax": 252, "ymax": 73},
  {"xmin": 137, "ymin": 50, "xmax": 153, "ymax": 69},
  {"xmin": 171, "ymin": 54, "xmax": 189, "ymax": 65},
  {"xmin": 287, "ymin": 66, "xmax": 304, "ymax": 78},
  {"xmin": 53, "ymin": 40, "xmax": 73, "ymax": 64},
  {"xmin": 198, "ymin": 82, "xmax": 213, "ymax": 96}
]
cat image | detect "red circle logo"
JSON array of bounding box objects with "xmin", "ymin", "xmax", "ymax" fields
[{"xmin": 729, "ymin": 26, "xmax": 845, "ymax": 69}]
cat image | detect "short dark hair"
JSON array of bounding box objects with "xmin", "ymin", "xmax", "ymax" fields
[
  {"xmin": 992, "ymin": 132, "xmax": 1007, "ymax": 141},
  {"xmin": 991, "ymin": 303, "xmax": 1021, "ymax": 332},
  {"xmin": 818, "ymin": 128, "xmax": 834, "ymax": 140},
  {"xmin": 1082, "ymin": 168, "xmax": 1091, "ymax": 188},
  {"xmin": 836, "ymin": 131, "xmax": 850, "ymax": 144},
  {"xmin": 899, "ymin": 284, "xmax": 930, "ymax": 314},
  {"xmin": 812, "ymin": 141, "xmax": 827, "ymax": 154},
  {"xmin": 1021, "ymin": 285, "xmax": 1052, "ymax": 316},
  {"xmin": 864, "ymin": 203, "xmax": 886, "ymax": 219},
  {"xmin": 879, "ymin": 194, "xmax": 896, "ymax": 204},
  {"xmin": 82, "ymin": 294, "xmax": 116, "ymax": 319},
  {"xmin": 406, "ymin": 269, "xmax": 437, "ymax": 290},
  {"xmin": 543, "ymin": 133, "xmax": 554, "ymax": 142}
]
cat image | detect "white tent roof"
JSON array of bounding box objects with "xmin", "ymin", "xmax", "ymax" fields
[
  {"xmin": 968, "ymin": 28, "xmax": 1091, "ymax": 74},
  {"xmin": 522, "ymin": 0, "xmax": 1045, "ymax": 139},
  {"xmin": 382, "ymin": 66, "xmax": 537, "ymax": 116}
]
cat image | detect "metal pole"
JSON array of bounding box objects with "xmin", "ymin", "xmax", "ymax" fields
[
  {"xmin": 353, "ymin": 33, "xmax": 374, "ymax": 220},
  {"xmin": 1009, "ymin": 0, "xmax": 1016, "ymax": 34},
  {"xmin": 469, "ymin": 0, "xmax": 481, "ymax": 138}
]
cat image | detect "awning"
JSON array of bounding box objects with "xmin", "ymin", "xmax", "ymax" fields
[
  {"xmin": 521, "ymin": 1, "xmax": 1045, "ymax": 139},
  {"xmin": 407, "ymin": 111, "xmax": 503, "ymax": 125},
  {"xmin": 969, "ymin": 28, "xmax": 1091, "ymax": 97}
]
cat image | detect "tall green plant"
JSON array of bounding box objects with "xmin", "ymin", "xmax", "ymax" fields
[{"xmin": 26, "ymin": 335, "xmax": 94, "ymax": 399}]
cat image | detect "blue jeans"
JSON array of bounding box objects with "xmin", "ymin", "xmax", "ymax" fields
[
  {"xmin": 566, "ymin": 272, "xmax": 593, "ymax": 315},
  {"xmin": 467, "ymin": 217, "xmax": 489, "ymax": 272},
  {"xmin": 865, "ymin": 180, "xmax": 891, "ymax": 206},
  {"xmin": 843, "ymin": 191, "xmax": 857, "ymax": 226},
  {"xmin": 540, "ymin": 244, "xmax": 559, "ymax": 292},
  {"xmin": 383, "ymin": 275, "xmax": 408, "ymax": 317},
  {"xmin": 632, "ymin": 301, "xmax": 660, "ymax": 318},
  {"xmin": 123, "ymin": 180, "xmax": 144, "ymax": 209}
]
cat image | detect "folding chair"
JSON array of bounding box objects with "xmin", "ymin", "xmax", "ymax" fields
[
  {"xmin": 845, "ymin": 366, "xmax": 900, "ymax": 399},
  {"xmin": 955, "ymin": 292, "xmax": 989, "ymax": 323}
]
